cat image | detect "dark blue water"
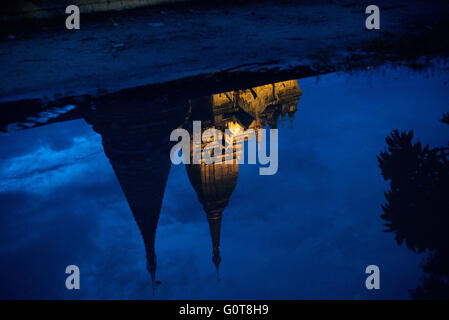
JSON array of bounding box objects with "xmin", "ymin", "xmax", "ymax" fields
[{"xmin": 0, "ymin": 66, "xmax": 448, "ymax": 299}]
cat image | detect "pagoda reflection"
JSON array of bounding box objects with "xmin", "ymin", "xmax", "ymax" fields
[
  {"xmin": 84, "ymin": 79, "xmax": 302, "ymax": 290},
  {"xmin": 183, "ymin": 79, "xmax": 302, "ymax": 280}
]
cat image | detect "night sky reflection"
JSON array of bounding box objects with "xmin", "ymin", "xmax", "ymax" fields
[{"xmin": 0, "ymin": 66, "xmax": 448, "ymax": 299}]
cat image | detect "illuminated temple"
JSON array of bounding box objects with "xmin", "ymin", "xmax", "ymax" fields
[{"xmin": 85, "ymin": 79, "xmax": 302, "ymax": 290}]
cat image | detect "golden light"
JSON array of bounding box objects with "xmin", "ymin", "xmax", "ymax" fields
[{"xmin": 226, "ymin": 121, "xmax": 244, "ymax": 136}]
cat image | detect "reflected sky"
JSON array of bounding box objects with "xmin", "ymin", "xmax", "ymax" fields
[{"xmin": 0, "ymin": 66, "xmax": 448, "ymax": 299}]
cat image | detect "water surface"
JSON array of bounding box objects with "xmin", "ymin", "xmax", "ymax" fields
[{"xmin": 0, "ymin": 66, "xmax": 448, "ymax": 299}]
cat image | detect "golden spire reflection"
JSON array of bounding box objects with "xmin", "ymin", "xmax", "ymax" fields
[{"xmin": 184, "ymin": 79, "xmax": 302, "ymax": 279}]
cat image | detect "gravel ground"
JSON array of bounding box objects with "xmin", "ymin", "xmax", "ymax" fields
[{"xmin": 0, "ymin": 0, "xmax": 448, "ymax": 103}]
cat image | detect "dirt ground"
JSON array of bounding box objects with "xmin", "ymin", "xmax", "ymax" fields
[{"xmin": 1, "ymin": 0, "xmax": 449, "ymax": 104}]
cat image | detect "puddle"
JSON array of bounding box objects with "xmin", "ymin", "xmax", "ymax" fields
[{"xmin": 0, "ymin": 66, "xmax": 448, "ymax": 299}]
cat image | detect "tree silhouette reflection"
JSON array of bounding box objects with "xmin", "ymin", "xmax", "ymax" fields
[{"xmin": 377, "ymin": 118, "xmax": 449, "ymax": 299}]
